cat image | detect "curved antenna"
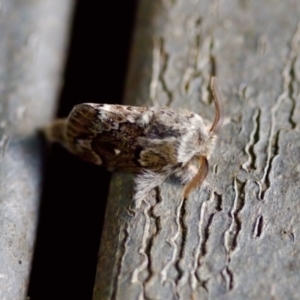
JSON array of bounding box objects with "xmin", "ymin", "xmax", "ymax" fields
[{"xmin": 210, "ymin": 77, "xmax": 224, "ymax": 133}]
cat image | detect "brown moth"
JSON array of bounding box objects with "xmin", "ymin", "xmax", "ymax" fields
[{"xmin": 45, "ymin": 77, "xmax": 224, "ymax": 204}]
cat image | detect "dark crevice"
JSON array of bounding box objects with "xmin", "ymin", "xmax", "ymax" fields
[
  {"xmin": 226, "ymin": 267, "xmax": 234, "ymax": 290},
  {"xmin": 231, "ymin": 181, "xmax": 246, "ymax": 250},
  {"xmin": 199, "ymin": 192, "xmax": 223, "ymax": 257},
  {"xmin": 253, "ymin": 215, "xmax": 264, "ymax": 238},
  {"xmin": 200, "ymin": 213, "xmax": 214, "ymax": 257},
  {"xmin": 214, "ymin": 192, "xmax": 223, "ymax": 212},
  {"xmin": 248, "ymin": 109, "xmax": 260, "ymax": 170},
  {"xmin": 200, "ymin": 279, "xmax": 209, "ymax": 293},
  {"xmin": 207, "ymin": 38, "xmax": 216, "ymax": 105},
  {"xmin": 209, "ymin": 38, "xmax": 216, "ymax": 76},
  {"xmin": 175, "ymin": 198, "xmax": 188, "ymax": 283},
  {"xmin": 282, "ymin": 230, "xmax": 295, "ymax": 243},
  {"xmin": 143, "ymin": 187, "xmax": 162, "ymax": 286},
  {"xmin": 226, "ymin": 180, "xmax": 246, "ymax": 252},
  {"xmin": 28, "ymin": 1, "xmax": 137, "ymax": 299},
  {"xmin": 159, "ymin": 38, "xmax": 173, "ymax": 107},
  {"xmin": 288, "ymin": 57, "xmax": 297, "ymax": 129},
  {"xmin": 256, "ymin": 215, "xmax": 263, "ymax": 238},
  {"xmin": 221, "ymin": 266, "xmax": 234, "ymax": 291},
  {"xmin": 289, "ymin": 232, "xmax": 295, "ymax": 243},
  {"xmin": 260, "ymin": 130, "xmax": 280, "ymax": 200},
  {"xmin": 272, "ymin": 125, "xmax": 282, "ymax": 157},
  {"xmin": 213, "ymin": 164, "xmax": 218, "ymax": 174},
  {"xmin": 193, "ymin": 18, "xmax": 202, "ymax": 69},
  {"xmin": 195, "ymin": 191, "xmax": 218, "ymax": 290},
  {"xmin": 153, "ymin": 187, "xmax": 163, "ymax": 230}
]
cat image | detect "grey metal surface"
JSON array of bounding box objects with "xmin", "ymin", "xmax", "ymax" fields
[
  {"xmin": 0, "ymin": 1, "xmax": 73, "ymax": 299},
  {"xmin": 94, "ymin": 0, "xmax": 300, "ymax": 299}
]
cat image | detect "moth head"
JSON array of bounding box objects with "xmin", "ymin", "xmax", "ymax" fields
[
  {"xmin": 196, "ymin": 77, "xmax": 224, "ymax": 157},
  {"xmin": 183, "ymin": 77, "xmax": 224, "ymax": 199}
]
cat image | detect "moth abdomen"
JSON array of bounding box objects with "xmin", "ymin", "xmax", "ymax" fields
[{"xmin": 44, "ymin": 118, "xmax": 67, "ymax": 146}]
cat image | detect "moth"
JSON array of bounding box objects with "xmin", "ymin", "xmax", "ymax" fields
[{"xmin": 45, "ymin": 77, "xmax": 224, "ymax": 204}]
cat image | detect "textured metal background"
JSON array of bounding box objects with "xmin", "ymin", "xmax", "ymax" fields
[{"xmin": 94, "ymin": 1, "xmax": 300, "ymax": 299}]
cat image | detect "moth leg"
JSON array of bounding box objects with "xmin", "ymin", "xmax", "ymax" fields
[
  {"xmin": 133, "ymin": 170, "xmax": 168, "ymax": 207},
  {"xmin": 182, "ymin": 157, "xmax": 209, "ymax": 199}
]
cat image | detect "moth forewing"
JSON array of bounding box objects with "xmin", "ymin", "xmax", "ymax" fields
[{"xmin": 44, "ymin": 77, "xmax": 224, "ymax": 203}]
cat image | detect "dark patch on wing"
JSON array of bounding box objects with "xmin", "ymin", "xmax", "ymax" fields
[
  {"xmin": 90, "ymin": 121, "xmax": 146, "ymax": 171},
  {"xmin": 146, "ymin": 122, "xmax": 181, "ymax": 139}
]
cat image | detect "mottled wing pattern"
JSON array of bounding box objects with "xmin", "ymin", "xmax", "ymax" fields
[
  {"xmin": 65, "ymin": 103, "xmax": 198, "ymax": 173},
  {"xmin": 66, "ymin": 104, "xmax": 146, "ymax": 170},
  {"xmin": 137, "ymin": 107, "xmax": 200, "ymax": 171}
]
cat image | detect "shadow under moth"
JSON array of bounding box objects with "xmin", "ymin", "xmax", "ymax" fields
[{"xmin": 45, "ymin": 77, "xmax": 224, "ymax": 204}]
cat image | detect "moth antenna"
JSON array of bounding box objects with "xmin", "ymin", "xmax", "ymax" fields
[
  {"xmin": 210, "ymin": 77, "xmax": 224, "ymax": 133},
  {"xmin": 182, "ymin": 156, "xmax": 209, "ymax": 199}
]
